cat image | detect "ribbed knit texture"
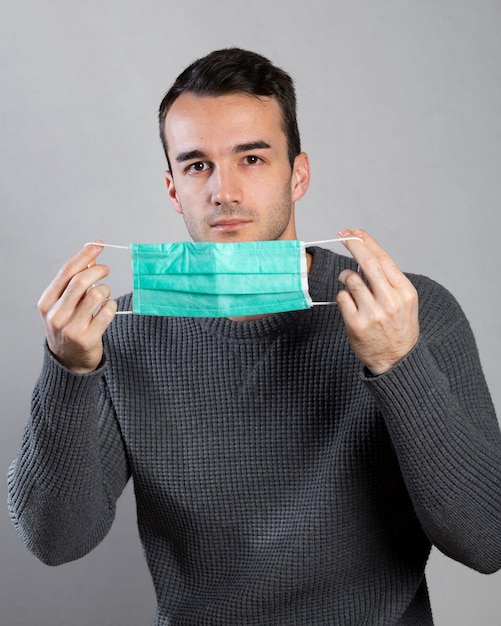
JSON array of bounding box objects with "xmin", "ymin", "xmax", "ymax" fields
[{"xmin": 8, "ymin": 247, "xmax": 501, "ymax": 625}]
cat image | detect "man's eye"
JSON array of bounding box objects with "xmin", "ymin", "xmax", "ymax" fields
[
  {"xmin": 244, "ymin": 155, "xmax": 262, "ymax": 165},
  {"xmin": 187, "ymin": 162, "xmax": 209, "ymax": 173}
]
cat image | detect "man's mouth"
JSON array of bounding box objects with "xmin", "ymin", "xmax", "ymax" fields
[{"xmin": 210, "ymin": 218, "xmax": 252, "ymax": 232}]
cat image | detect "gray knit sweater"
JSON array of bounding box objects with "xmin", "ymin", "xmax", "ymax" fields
[{"xmin": 8, "ymin": 247, "xmax": 501, "ymax": 625}]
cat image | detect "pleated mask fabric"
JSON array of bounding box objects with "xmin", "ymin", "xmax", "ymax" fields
[{"xmin": 130, "ymin": 239, "xmax": 311, "ymax": 317}]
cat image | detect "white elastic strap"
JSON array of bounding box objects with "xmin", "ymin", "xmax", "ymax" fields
[
  {"xmin": 299, "ymin": 241, "xmax": 313, "ymax": 308},
  {"xmin": 305, "ymin": 236, "xmax": 363, "ymax": 246},
  {"xmin": 85, "ymin": 242, "xmax": 130, "ymax": 250},
  {"xmin": 85, "ymin": 242, "xmax": 133, "ymax": 313},
  {"xmin": 305, "ymin": 236, "xmax": 363, "ymax": 307}
]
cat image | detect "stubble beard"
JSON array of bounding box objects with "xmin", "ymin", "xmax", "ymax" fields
[{"xmin": 181, "ymin": 183, "xmax": 295, "ymax": 243}]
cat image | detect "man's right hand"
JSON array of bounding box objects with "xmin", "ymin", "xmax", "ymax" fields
[{"xmin": 38, "ymin": 242, "xmax": 117, "ymax": 374}]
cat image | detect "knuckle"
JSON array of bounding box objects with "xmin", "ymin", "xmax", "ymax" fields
[
  {"xmin": 355, "ymin": 319, "xmax": 371, "ymax": 336},
  {"xmin": 86, "ymin": 285, "xmax": 104, "ymax": 304},
  {"xmin": 344, "ymin": 272, "xmax": 362, "ymax": 290},
  {"xmin": 369, "ymin": 309, "xmax": 386, "ymax": 327},
  {"xmin": 384, "ymin": 299, "xmax": 400, "ymax": 317},
  {"xmin": 404, "ymin": 285, "xmax": 418, "ymax": 306},
  {"xmin": 88, "ymin": 284, "xmax": 111, "ymax": 306},
  {"xmin": 56, "ymin": 262, "xmax": 79, "ymax": 286},
  {"xmin": 379, "ymin": 252, "xmax": 394, "ymax": 267},
  {"xmin": 71, "ymin": 272, "xmax": 89, "ymax": 292},
  {"xmin": 45, "ymin": 309, "xmax": 65, "ymax": 333},
  {"xmin": 37, "ymin": 296, "xmax": 49, "ymax": 316},
  {"xmin": 364, "ymin": 257, "xmax": 382, "ymax": 276},
  {"xmin": 95, "ymin": 303, "xmax": 116, "ymax": 326}
]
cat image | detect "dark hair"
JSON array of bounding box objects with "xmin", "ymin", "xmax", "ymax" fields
[{"xmin": 158, "ymin": 48, "xmax": 301, "ymax": 169}]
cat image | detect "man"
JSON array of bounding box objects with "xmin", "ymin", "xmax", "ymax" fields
[{"xmin": 8, "ymin": 48, "xmax": 501, "ymax": 625}]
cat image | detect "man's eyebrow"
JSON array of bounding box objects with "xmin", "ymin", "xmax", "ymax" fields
[
  {"xmin": 175, "ymin": 142, "xmax": 271, "ymax": 164},
  {"xmin": 234, "ymin": 141, "xmax": 271, "ymax": 153},
  {"xmin": 175, "ymin": 149, "xmax": 207, "ymax": 164}
]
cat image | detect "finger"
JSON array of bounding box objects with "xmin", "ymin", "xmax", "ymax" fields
[
  {"xmin": 337, "ymin": 268, "xmax": 376, "ymax": 313},
  {"xmin": 91, "ymin": 297, "xmax": 118, "ymax": 331},
  {"xmin": 338, "ymin": 229, "xmax": 389, "ymax": 292},
  {"xmin": 69, "ymin": 287, "xmax": 117, "ymax": 337},
  {"xmin": 354, "ymin": 229, "xmax": 408, "ymax": 290},
  {"xmin": 51, "ymin": 264, "xmax": 111, "ymax": 316},
  {"xmin": 337, "ymin": 229, "xmax": 395, "ymax": 311},
  {"xmin": 45, "ymin": 280, "xmax": 110, "ymax": 335},
  {"xmin": 339, "ymin": 229, "xmax": 407, "ymax": 291},
  {"xmin": 38, "ymin": 242, "xmax": 106, "ymax": 313},
  {"xmin": 76, "ymin": 283, "xmax": 113, "ymax": 322},
  {"xmin": 336, "ymin": 275, "xmax": 359, "ymax": 315},
  {"xmin": 85, "ymin": 240, "xmax": 105, "ymax": 270}
]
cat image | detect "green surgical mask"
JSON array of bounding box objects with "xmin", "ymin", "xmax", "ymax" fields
[
  {"xmin": 131, "ymin": 240, "xmax": 310, "ymax": 317},
  {"xmin": 89, "ymin": 237, "xmax": 360, "ymax": 318}
]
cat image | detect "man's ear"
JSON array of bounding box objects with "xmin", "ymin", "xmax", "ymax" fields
[
  {"xmin": 164, "ymin": 170, "xmax": 183, "ymax": 214},
  {"xmin": 291, "ymin": 152, "xmax": 310, "ymax": 203}
]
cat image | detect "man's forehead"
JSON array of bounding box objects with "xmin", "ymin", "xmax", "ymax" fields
[
  {"xmin": 163, "ymin": 92, "xmax": 286, "ymax": 156},
  {"xmin": 164, "ymin": 92, "xmax": 282, "ymax": 133}
]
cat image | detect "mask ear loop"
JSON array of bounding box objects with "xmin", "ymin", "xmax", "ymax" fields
[
  {"xmin": 84, "ymin": 242, "xmax": 133, "ymax": 314},
  {"xmin": 305, "ymin": 237, "xmax": 363, "ymax": 246},
  {"xmin": 304, "ymin": 236, "xmax": 363, "ymax": 307},
  {"xmin": 85, "ymin": 242, "xmax": 130, "ymax": 250}
]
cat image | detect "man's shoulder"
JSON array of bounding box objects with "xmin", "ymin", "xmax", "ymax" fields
[
  {"xmin": 407, "ymin": 272, "xmax": 459, "ymax": 307},
  {"xmin": 406, "ymin": 272, "xmax": 468, "ymax": 341}
]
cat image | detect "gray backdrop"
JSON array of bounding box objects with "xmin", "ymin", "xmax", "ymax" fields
[{"xmin": 1, "ymin": 1, "xmax": 500, "ymax": 624}]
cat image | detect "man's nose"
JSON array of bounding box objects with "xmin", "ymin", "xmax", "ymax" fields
[{"xmin": 210, "ymin": 165, "xmax": 242, "ymax": 206}]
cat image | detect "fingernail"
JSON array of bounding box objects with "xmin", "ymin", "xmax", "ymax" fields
[{"xmin": 338, "ymin": 228, "xmax": 351, "ymax": 238}]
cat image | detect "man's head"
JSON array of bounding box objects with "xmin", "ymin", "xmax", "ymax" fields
[
  {"xmin": 159, "ymin": 49, "xmax": 310, "ymax": 243},
  {"xmin": 159, "ymin": 48, "xmax": 301, "ymax": 170}
]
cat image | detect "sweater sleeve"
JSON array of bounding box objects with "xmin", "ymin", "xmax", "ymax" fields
[
  {"xmin": 7, "ymin": 345, "xmax": 130, "ymax": 566},
  {"xmin": 363, "ymin": 278, "xmax": 501, "ymax": 574}
]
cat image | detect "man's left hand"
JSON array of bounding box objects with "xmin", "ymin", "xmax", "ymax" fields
[{"xmin": 336, "ymin": 228, "xmax": 420, "ymax": 376}]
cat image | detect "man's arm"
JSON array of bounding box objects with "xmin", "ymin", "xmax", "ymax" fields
[
  {"xmin": 7, "ymin": 349, "xmax": 131, "ymax": 565},
  {"xmin": 337, "ymin": 229, "xmax": 501, "ymax": 573},
  {"xmin": 7, "ymin": 243, "xmax": 129, "ymax": 565}
]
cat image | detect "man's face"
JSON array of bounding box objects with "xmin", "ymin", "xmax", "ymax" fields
[{"xmin": 163, "ymin": 92, "xmax": 310, "ymax": 242}]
